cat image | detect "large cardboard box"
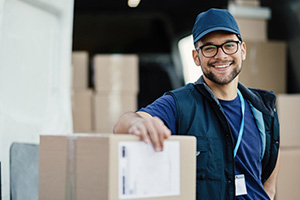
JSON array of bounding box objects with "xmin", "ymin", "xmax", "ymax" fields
[
  {"xmin": 239, "ymin": 40, "xmax": 287, "ymax": 94},
  {"xmin": 39, "ymin": 134, "xmax": 196, "ymax": 200},
  {"xmin": 72, "ymin": 51, "xmax": 89, "ymax": 89},
  {"xmin": 229, "ymin": 3, "xmax": 270, "ymax": 41},
  {"xmin": 72, "ymin": 89, "xmax": 93, "ymax": 132},
  {"xmin": 277, "ymin": 94, "xmax": 300, "ymax": 148},
  {"xmin": 276, "ymin": 148, "xmax": 300, "ymax": 200},
  {"xmin": 93, "ymin": 92, "xmax": 137, "ymax": 133},
  {"xmin": 93, "ymin": 54, "xmax": 139, "ymax": 93},
  {"xmin": 236, "ymin": 18, "xmax": 267, "ymax": 41}
]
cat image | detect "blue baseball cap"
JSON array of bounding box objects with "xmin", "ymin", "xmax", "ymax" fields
[{"xmin": 192, "ymin": 8, "xmax": 241, "ymax": 44}]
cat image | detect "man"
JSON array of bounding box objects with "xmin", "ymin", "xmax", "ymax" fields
[{"xmin": 114, "ymin": 8, "xmax": 280, "ymax": 200}]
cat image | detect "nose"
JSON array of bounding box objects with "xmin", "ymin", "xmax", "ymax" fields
[{"xmin": 214, "ymin": 46, "xmax": 228, "ymax": 59}]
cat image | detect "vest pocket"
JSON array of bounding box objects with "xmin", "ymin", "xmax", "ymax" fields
[
  {"xmin": 196, "ymin": 139, "xmax": 209, "ymax": 180},
  {"xmin": 196, "ymin": 137, "xmax": 222, "ymax": 181}
]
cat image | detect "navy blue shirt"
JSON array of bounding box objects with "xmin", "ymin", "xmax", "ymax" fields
[
  {"xmin": 140, "ymin": 94, "xmax": 270, "ymax": 200},
  {"xmin": 140, "ymin": 95, "xmax": 177, "ymax": 133},
  {"xmin": 219, "ymin": 96, "xmax": 270, "ymax": 200}
]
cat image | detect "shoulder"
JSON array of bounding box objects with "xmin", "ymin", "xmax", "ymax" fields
[
  {"xmin": 238, "ymin": 83, "xmax": 277, "ymax": 116},
  {"xmin": 139, "ymin": 94, "xmax": 175, "ymax": 113},
  {"xmin": 156, "ymin": 94, "xmax": 176, "ymax": 106},
  {"xmin": 139, "ymin": 94, "xmax": 177, "ymax": 134},
  {"xmin": 166, "ymin": 83, "xmax": 199, "ymax": 101},
  {"xmin": 168, "ymin": 83, "xmax": 195, "ymax": 94}
]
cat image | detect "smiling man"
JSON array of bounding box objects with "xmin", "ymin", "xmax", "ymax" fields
[{"xmin": 114, "ymin": 8, "xmax": 280, "ymax": 200}]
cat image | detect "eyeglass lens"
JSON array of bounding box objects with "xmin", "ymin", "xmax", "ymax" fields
[{"xmin": 201, "ymin": 41, "xmax": 239, "ymax": 58}]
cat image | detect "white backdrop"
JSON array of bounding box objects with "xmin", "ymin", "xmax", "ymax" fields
[
  {"xmin": 0, "ymin": 0, "xmax": 74, "ymax": 198},
  {"xmin": 178, "ymin": 35, "xmax": 203, "ymax": 84}
]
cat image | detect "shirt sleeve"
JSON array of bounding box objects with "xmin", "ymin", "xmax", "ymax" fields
[{"xmin": 139, "ymin": 94, "xmax": 177, "ymax": 134}]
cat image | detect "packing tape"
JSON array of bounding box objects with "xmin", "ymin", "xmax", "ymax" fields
[
  {"xmin": 66, "ymin": 135, "xmax": 77, "ymax": 200},
  {"xmin": 109, "ymin": 55, "xmax": 122, "ymax": 129},
  {"xmin": 109, "ymin": 92, "xmax": 122, "ymax": 130},
  {"xmin": 110, "ymin": 55, "xmax": 122, "ymax": 91}
]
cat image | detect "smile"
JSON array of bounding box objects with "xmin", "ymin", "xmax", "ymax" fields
[
  {"xmin": 214, "ymin": 64, "xmax": 230, "ymax": 68},
  {"xmin": 213, "ymin": 62, "xmax": 233, "ymax": 69}
]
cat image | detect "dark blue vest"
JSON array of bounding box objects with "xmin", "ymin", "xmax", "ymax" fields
[{"xmin": 166, "ymin": 78, "xmax": 279, "ymax": 200}]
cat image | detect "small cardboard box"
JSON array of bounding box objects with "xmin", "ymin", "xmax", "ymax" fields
[
  {"xmin": 72, "ymin": 89, "xmax": 93, "ymax": 132},
  {"xmin": 72, "ymin": 51, "xmax": 89, "ymax": 89},
  {"xmin": 93, "ymin": 92, "xmax": 137, "ymax": 133},
  {"xmin": 93, "ymin": 54, "xmax": 139, "ymax": 93},
  {"xmin": 277, "ymin": 94, "xmax": 300, "ymax": 148},
  {"xmin": 239, "ymin": 40, "xmax": 287, "ymax": 94},
  {"xmin": 277, "ymin": 148, "xmax": 300, "ymax": 200},
  {"xmin": 39, "ymin": 134, "xmax": 196, "ymax": 200}
]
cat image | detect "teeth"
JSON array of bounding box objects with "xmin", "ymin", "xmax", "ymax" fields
[{"xmin": 215, "ymin": 65, "xmax": 228, "ymax": 68}]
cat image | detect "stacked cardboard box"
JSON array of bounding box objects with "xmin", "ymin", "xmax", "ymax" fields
[
  {"xmin": 228, "ymin": 3, "xmax": 287, "ymax": 94},
  {"xmin": 39, "ymin": 134, "xmax": 196, "ymax": 200},
  {"xmin": 239, "ymin": 41, "xmax": 287, "ymax": 94},
  {"xmin": 229, "ymin": 3, "xmax": 290, "ymax": 199},
  {"xmin": 71, "ymin": 51, "xmax": 89, "ymax": 89},
  {"xmin": 277, "ymin": 94, "xmax": 300, "ymax": 147},
  {"xmin": 71, "ymin": 51, "xmax": 93, "ymax": 132},
  {"xmin": 276, "ymin": 94, "xmax": 300, "ymax": 199},
  {"xmin": 71, "ymin": 89, "xmax": 93, "ymax": 132},
  {"xmin": 229, "ymin": 3, "xmax": 270, "ymax": 41},
  {"xmin": 93, "ymin": 54, "xmax": 139, "ymax": 133},
  {"xmin": 236, "ymin": 17, "xmax": 267, "ymax": 41},
  {"xmin": 71, "ymin": 53, "xmax": 139, "ymax": 133}
]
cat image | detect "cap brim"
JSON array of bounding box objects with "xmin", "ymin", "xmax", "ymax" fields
[{"xmin": 194, "ymin": 27, "xmax": 240, "ymax": 43}]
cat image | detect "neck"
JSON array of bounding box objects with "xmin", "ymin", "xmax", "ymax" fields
[{"xmin": 203, "ymin": 76, "xmax": 239, "ymax": 100}]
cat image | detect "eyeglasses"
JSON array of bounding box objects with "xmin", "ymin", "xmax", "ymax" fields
[{"xmin": 196, "ymin": 41, "xmax": 241, "ymax": 58}]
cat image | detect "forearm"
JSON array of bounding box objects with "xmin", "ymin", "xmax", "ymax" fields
[{"xmin": 263, "ymin": 150, "xmax": 280, "ymax": 200}]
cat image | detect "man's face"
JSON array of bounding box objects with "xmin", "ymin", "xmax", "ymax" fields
[{"xmin": 192, "ymin": 31, "xmax": 246, "ymax": 85}]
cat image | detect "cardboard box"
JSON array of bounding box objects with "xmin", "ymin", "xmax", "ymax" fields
[
  {"xmin": 239, "ymin": 40, "xmax": 287, "ymax": 94},
  {"xmin": 236, "ymin": 18, "xmax": 267, "ymax": 41},
  {"xmin": 93, "ymin": 92, "xmax": 137, "ymax": 133},
  {"xmin": 93, "ymin": 54, "xmax": 139, "ymax": 93},
  {"xmin": 277, "ymin": 94, "xmax": 300, "ymax": 148},
  {"xmin": 234, "ymin": 0, "xmax": 260, "ymax": 7},
  {"xmin": 39, "ymin": 134, "xmax": 196, "ymax": 200},
  {"xmin": 72, "ymin": 51, "xmax": 89, "ymax": 89},
  {"xmin": 72, "ymin": 89, "xmax": 93, "ymax": 132},
  {"xmin": 229, "ymin": 3, "xmax": 271, "ymax": 41},
  {"xmin": 276, "ymin": 148, "xmax": 300, "ymax": 200},
  {"xmin": 39, "ymin": 135, "xmax": 68, "ymax": 200}
]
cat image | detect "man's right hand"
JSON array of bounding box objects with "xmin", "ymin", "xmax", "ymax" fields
[{"xmin": 113, "ymin": 112, "xmax": 171, "ymax": 152}]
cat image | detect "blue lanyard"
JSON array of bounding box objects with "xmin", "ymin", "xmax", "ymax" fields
[{"xmin": 234, "ymin": 89, "xmax": 245, "ymax": 157}]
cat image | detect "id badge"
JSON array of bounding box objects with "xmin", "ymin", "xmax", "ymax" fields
[{"xmin": 235, "ymin": 174, "xmax": 247, "ymax": 196}]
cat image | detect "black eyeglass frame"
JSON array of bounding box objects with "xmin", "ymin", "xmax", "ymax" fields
[{"xmin": 195, "ymin": 40, "xmax": 242, "ymax": 58}]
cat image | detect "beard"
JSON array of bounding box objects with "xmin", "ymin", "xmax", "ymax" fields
[{"xmin": 202, "ymin": 60, "xmax": 243, "ymax": 85}]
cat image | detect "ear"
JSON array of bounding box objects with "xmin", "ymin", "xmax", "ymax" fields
[
  {"xmin": 241, "ymin": 42, "xmax": 246, "ymax": 60},
  {"xmin": 192, "ymin": 50, "xmax": 201, "ymax": 66}
]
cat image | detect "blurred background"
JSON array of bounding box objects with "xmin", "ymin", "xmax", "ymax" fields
[{"xmin": 1, "ymin": 0, "xmax": 300, "ymax": 199}]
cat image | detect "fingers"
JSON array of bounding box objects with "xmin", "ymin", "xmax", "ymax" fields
[
  {"xmin": 151, "ymin": 117, "xmax": 171, "ymax": 151},
  {"xmin": 163, "ymin": 125, "xmax": 171, "ymax": 139},
  {"xmin": 128, "ymin": 117, "xmax": 171, "ymax": 152},
  {"xmin": 128, "ymin": 121, "xmax": 150, "ymax": 144}
]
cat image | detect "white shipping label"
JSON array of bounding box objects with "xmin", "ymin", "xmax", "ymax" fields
[{"xmin": 118, "ymin": 141, "xmax": 180, "ymax": 199}]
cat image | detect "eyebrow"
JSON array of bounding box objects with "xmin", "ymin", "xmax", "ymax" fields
[{"xmin": 201, "ymin": 39, "xmax": 238, "ymax": 46}]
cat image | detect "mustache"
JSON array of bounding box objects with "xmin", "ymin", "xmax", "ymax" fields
[{"xmin": 208, "ymin": 60, "xmax": 235, "ymax": 66}]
